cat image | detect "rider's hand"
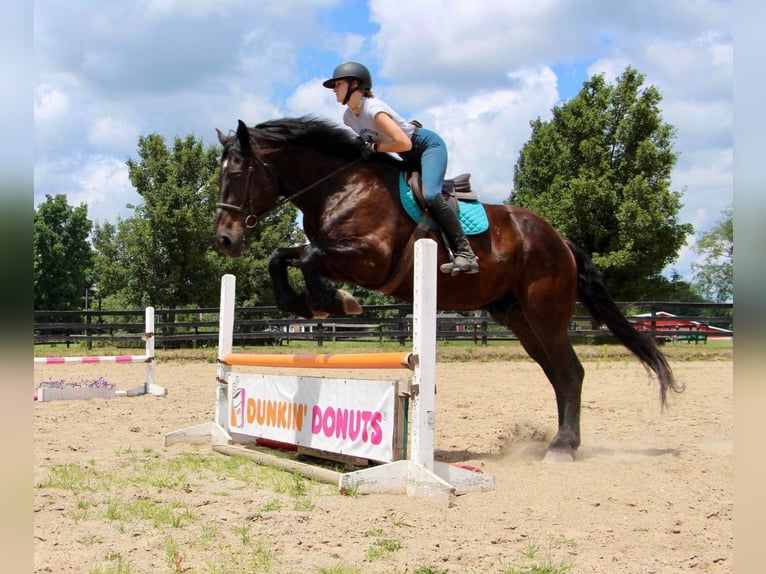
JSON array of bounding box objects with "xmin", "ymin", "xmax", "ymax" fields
[{"xmin": 358, "ymin": 138, "xmax": 377, "ymax": 160}]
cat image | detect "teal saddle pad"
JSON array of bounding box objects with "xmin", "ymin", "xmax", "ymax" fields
[{"xmin": 398, "ymin": 172, "xmax": 489, "ymax": 235}]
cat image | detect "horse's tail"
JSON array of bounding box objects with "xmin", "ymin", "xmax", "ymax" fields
[{"xmin": 566, "ymin": 240, "xmax": 684, "ymax": 407}]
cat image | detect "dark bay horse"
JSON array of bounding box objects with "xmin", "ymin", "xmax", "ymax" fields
[{"xmin": 214, "ymin": 116, "xmax": 682, "ymax": 460}]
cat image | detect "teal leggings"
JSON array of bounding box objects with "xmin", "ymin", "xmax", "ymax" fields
[{"xmin": 400, "ymin": 128, "xmax": 448, "ymax": 201}]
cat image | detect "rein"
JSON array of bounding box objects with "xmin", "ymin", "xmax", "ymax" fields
[{"xmin": 216, "ymin": 152, "xmax": 365, "ymax": 229}]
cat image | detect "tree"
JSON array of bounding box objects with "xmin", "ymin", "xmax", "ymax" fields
[
  {"xmin": 34, "ymin": 194, "xmax": 93, "ymax": 311},
  {"xmin": 510, "ymin": 67, "xmax": 693, "ymax": 300},
  {"xmin": 90, "ymin": 221, "xmax": 127, "ymax": 309},
  {"xmin": 692, "ymin": 206, "xmax": 733, "ymax": 302},
  {"xmin": 92, "ymin": 134, "xmax": 223, "ymax": 308}
]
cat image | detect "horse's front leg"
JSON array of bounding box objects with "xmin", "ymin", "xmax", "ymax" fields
[
  {"xmin": 298, "ymin": 243, "xmax": 362, "ymax": 318},
  {"xmin": 268, "ymin": 246, "xmax": 314, "ymax": 318}
]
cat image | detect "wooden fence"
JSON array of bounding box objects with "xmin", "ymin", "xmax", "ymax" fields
[{"xmin": 34, "ymin": 301, "xmax": 733, "ymax": 350}]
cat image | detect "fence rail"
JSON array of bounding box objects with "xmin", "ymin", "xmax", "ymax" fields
[{"xmin": 33, "ymin": 301, "xmax": 733, "ymax": 349}]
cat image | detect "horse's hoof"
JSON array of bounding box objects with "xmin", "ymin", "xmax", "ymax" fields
[
  {"xmin": 543, "ymin": 449, "xmax": 575, "ymax": 463},
  {"xmin": 337, "ymin": 290, "xmax": 362, "ymax": 315},
  {"xmin": 312, "ymin": 310, "xmax": 330, "ymax": 319}
]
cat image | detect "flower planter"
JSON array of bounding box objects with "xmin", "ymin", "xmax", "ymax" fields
[{"xmin": 37, "ymin": 386, "xmax": 116, "ymax": 402}]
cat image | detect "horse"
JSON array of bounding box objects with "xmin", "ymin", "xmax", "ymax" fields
[{"xmin": 214, "ymin": 116, "xmax": 682, "ymax": 461}]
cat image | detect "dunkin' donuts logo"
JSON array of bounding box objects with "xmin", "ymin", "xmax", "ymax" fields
[{"xmin": 230, "ymin": 379, "xmax": 245, "ymax": 429}]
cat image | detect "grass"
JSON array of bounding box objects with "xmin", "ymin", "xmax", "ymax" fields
[
  {"xmin": 88, "ymin": 552, "xmax": 133, "ymax": 574},
  {"xmin": 34, "ymin": 446, "xmax": 585, "ymax": 574},
  {"xmin": 36, "ymin": 461, "xmax": 100, "ymax": 492},
  {"xmin": 365, "ymin": 537, "xmax": 403, "ymax": 561},
  {"xmin": 361, "ymin": 528, "xmax": 403, "ymax": 561},
  {"xmin": 31, "ymin": 436, "xmax": 594, "ymax": 574},
  {"xmin": 499, "ymin": 540, "xmax": 576, "ymax": 574},
  {"xmin": 36, "ymin": 448, "xmax": 326, "ymax": 573}
]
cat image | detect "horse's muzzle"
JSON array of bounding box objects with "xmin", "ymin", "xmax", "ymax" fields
[{"xmin": 215, "ymin": 229, "xmax": 245, "ymax": 258}]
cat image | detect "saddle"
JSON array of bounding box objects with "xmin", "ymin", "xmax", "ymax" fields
[
  {"xmin": 378, "ymin": 171, "xmax": 487, "ymax": 295},
  {"xmin": 406, "ymin": 172, "xmax": 478, "ymax": 213}
]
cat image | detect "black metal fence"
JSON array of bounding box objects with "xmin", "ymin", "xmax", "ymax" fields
[{"xmin": 33, "ymin": 301, "xmax": 733, "ymax": 350}]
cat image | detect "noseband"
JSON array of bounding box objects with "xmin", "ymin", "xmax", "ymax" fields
[
  {"xmin": 216, "ymin": 148, "xmax": 364, "ymax": 229},
  {"xmin": 216, "ymin": 151, "xmax": 281, "ymax": 229}
]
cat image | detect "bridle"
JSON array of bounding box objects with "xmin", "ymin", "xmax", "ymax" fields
[{"xmin": 216, "ymin": 147, "xmax": 364, "ymax": 229}]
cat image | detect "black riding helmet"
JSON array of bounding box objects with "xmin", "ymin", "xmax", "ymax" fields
[{"xmin": 323, "ymin": 62, "xmax": 372, "ymax": 104}]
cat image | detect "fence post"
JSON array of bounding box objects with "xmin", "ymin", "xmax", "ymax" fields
[{"xmin": 85, "ymin": 312, "xmax": 92, "ymax": 350}]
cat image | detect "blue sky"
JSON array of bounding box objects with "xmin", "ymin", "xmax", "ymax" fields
[{"xmin": 34, "ymin": 0, "xmax": 732, "ymax": 281}]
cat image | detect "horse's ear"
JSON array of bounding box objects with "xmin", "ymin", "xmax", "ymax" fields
[
  {"xmin": 236, "ymin": 120, "xmax": 252, "ymax": 154},
  {"xmin": 216, "ymin": 128, "xmax": 228, "ymax": 146}
]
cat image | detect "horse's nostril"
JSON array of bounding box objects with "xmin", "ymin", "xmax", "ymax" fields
[{"xmin": 216, "ymin": 233, "xmax": 232, "ymax": 248}]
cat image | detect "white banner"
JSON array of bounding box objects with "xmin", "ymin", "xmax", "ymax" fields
[{"xmin": 227, "ymin": 373, "xmax": 398, "ymax": 462}]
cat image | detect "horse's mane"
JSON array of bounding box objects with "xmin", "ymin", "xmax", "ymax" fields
[
  {"xmin": 252, "ymin": 116, "xmax": 358, "ymax": 157},
  {"xmin": 252, "ymin": 116, "xmax": 403, "ymax": 167}
]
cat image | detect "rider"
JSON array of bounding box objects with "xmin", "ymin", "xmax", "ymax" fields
[{"xmin": 323, "ymin": 61, "xmax": 479, "ymax": 275}]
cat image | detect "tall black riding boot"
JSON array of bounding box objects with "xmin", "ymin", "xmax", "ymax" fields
[{"xmin": 427, "ymin": 194, "xmax": 479, "ymax": 274}]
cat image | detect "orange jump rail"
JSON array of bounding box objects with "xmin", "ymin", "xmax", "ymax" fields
[{"xmin": 221, "ymin": 351, "xmax": 414, "ymax": 370}]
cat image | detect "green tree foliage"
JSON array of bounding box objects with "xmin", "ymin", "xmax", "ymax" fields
[
  {"xmin": 93, "ymin": 134, "xmax": 222, "ymax": 308},
  {"xmin": 89, "ymin": 221, "xmax": 126, "ymax": 309},
  {"xmin": 34, "ymin": 194, "xmax": 93, "ymax": 310},
  {"xmin": 692, "ymin": 205, "xmax": 733, "ymax": 302},
  {"xmin": 510, "ymin": 67, "xmax": 693, "ymax": 300}
]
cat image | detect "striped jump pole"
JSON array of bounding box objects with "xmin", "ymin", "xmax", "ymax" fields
[
  {"xmin": 165, "ymin": 239, "xmax": 494, "ymax": 506},
  {"xmin": 35, "ymin": 355, "xmax": 149, "ymax": 364},
  {"xmin": 34, "ymin": 307, "xmax": 166, "ymax": 399}
]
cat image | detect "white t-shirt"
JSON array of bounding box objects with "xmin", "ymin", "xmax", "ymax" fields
[{"xmin": 343, "ymin": 97, "xmax": 416, "ymax": 144}]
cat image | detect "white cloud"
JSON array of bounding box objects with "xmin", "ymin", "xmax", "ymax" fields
[
  {"xmin": 33, "ymin": 0, "xmax": 733, "ymax": 283},
  {"xmin": 585, "ymin": 58, "xmax": 631, "ymax": 85},
  {"xmin": 138, "ymin": 0, "xmax": 240, "ymax": 19},
  {"xmin": 35, "ymin": 155, "xmax": 138, "ymax": 225},
  {"xmin": 332, "ymin": 32, "xmax": 367, "ymax": 61},
  {"xmin": 369, "ymin": 0, "xmax": 584, "ymax": 85},
  {"xmin": 88, "ymin": 116, "xmax": 140, "ymax": 152},
  {"xmin": 665, "ymin": 99, "xmax": 732, "ymax": 151},
  {"xmin": 34, "ymin": 85, "xmax": 68, "ymax": 121},
  {"xmin": 286, "ymin": 80, "xmax": 345, "ymax": 122},
  {"xmin": 423, "ymin": 67, "xmax": 559, "ymax": 204},
  {"xmin": 674, "ymin": 148, "xmax": 733, "ymax": 214},
  {"xmin": 211, "ymin": 91, "xmax": 282, "ymax": 131},
  {"xmin": 71, "ymin": 156, "xmax": 138, "ymax": 225},
  {"xmin": 137, "ymin": 0, "xmax": 343, "ymax": 21}
]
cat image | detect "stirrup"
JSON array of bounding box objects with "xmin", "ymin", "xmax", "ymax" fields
[{"xmin": 440, "ymin": 254, "xmax": 479, "ymax": 275}]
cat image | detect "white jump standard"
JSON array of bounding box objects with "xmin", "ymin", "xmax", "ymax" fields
[
  {"xmin": 165, "ymin": 239, "xmax": 494, "ymax": 505},
  {"xmin": 35, "ymin": 307, "xmax": 166, "ymax": 399}
]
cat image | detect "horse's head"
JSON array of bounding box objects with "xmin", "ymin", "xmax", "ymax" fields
[{"xmin": 214, "ymin": 120, "xmax": 280, "ymax": 257}]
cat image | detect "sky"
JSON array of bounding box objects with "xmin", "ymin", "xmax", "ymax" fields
[{"xmin": 33, "ymin": 0, "xmax": 733, "ymax": 281}]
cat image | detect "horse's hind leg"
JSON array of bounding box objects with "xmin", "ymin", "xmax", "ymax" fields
[{"xmin": 488, "ymin": 298, "xmax": 584, "ymax": 461}]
